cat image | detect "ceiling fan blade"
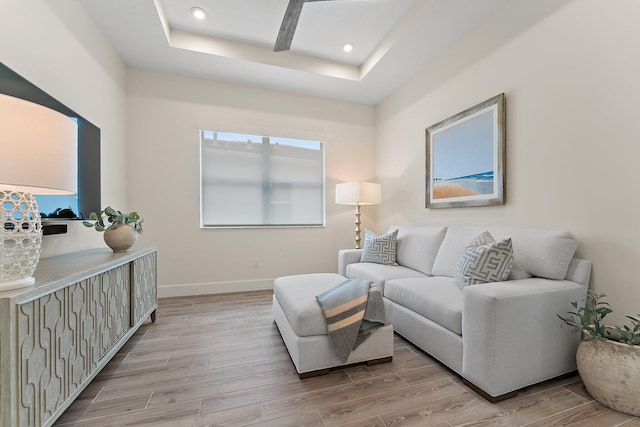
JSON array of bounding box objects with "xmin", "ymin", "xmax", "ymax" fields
[{"xmin": 274, "ymin": 0, "xmax": 304, "ymax": 52}]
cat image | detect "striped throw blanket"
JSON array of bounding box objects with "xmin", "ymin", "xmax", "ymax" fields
[{"xmin": 315, "ymin": 279, "xmax": 386, "ymax": 363}]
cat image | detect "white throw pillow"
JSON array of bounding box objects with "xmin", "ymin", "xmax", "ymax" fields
[
  {"xmin": 360, "ymin": 229, "xmax": 399, "ymax": 266},
  {"xmin": 455, "ymin": 231, "xmax": 514, "ymax": 288}
]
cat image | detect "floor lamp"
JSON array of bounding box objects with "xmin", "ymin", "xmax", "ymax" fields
[
  {"xmin": 336, "ymin": 181, "xmax": 381, "ymax": 249},
  {"xmin": 0, "ymin": 94, "xmax": 77, "ymax": 292}
]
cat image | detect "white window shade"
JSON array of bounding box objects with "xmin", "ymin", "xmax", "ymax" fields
[{"xmin": 200, "ymin": 132, "xmax": 325, "ymax": 227}]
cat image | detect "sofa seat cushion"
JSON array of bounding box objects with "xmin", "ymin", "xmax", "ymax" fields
[
  {"xmin": 384, "ymin": 277, "xmax": 463, "ymax": 335},
  {"xmin": 346, "ymin": 262, "xmax": 427, "ymax": 283}
]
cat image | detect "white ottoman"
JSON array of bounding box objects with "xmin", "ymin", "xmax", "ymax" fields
[{"xmin": 273, "ymin": 273, "xmax": 394, "ymax": 378}]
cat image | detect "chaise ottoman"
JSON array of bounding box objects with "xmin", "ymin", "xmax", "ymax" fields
[{"xmin": 273, "ymin": 273, "xmax": 394, "ymax": 378}]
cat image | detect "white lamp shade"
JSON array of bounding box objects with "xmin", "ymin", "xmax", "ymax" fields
[
  {"xmin": 336, "ymin": 181, "xmax": 381, "ymax": 205},
  {"xmin": 0, "ymin": 93, "xmax": 77, "ymax": 195},
  {"xmin": 1, "ymin": 94, "xmax": 78, "ymax": 291}
]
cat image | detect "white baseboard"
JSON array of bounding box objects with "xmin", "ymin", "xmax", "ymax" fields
[{"xmin": 158, "ymin": 279, "xmax": 273, "ymax": 298}]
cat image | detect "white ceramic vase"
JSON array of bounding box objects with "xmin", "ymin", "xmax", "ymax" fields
[
  {"xmin": 577, "ymin": 336, "xmax": 640, "ymax": 416},
  {"xmin": 103, "ymin": 224, "xmax": 138, "ymax": 252}
]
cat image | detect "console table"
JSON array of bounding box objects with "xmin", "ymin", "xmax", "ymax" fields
[{"xmin": 0, "ymin": 247, "xmax": 158, "ymax": 427}]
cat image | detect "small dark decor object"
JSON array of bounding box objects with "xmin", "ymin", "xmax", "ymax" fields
[
  {"xmin": 83, "ymin": 206, "xmax": 143, "ymax": 252},
  {"xmin": 42, "ymin": 207, "xmax": 80, "ymax": 219},
  {"xmin": 558, "ymin": 291, "xmax": 640, "ymax": 416}
]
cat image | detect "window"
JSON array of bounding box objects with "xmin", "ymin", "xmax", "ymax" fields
[{"xmin": 200, "ymin": 131, "xmax": 325, "ymax": 228}]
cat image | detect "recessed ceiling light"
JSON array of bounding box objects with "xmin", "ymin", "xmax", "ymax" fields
[
  {"xmin": 342, "ymin": 42, "xmax": 355, "ymax": 53},
  {"xmin": 191, "ymin": 7, "xmax": 206, "ymax": 20}
]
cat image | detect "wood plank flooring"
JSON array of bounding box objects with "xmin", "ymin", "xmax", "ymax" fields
[{"xmin": 55, "ymin": 291, "xmax": 640, "ymax": 427}]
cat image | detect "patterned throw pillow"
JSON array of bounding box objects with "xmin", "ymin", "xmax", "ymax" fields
[
  {"xmin": 455, "ymin": 231, "xmax": 514, "ymax": 288},
  {"xmin": 360, "ymin": 229, "xmax": 399, "ymax": 265}
]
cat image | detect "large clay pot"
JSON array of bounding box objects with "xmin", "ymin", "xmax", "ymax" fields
[
  {"xmin": 577, "ymin": 336, "xmax": 640, "ymax": 416},
  {"xmin": 103, "ymin": 224, "xmax": 138, "ymax": 252}
]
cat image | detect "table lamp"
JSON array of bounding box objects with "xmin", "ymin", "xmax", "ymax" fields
[
  {"xmin": 0, "ymin": 94, "xmax": 77, "ymax": 291},
  {"xmin": 336, "ymin": 181, "xmax": 381, "ymax": 249}
]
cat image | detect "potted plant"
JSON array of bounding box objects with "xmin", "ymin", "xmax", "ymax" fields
[
  {"xmin": 558, "ymin": 291, "xmax": 640, "ymax": 416},
  {"xmin": 83, "ymin": 206, "xmax": 143, "ymax": 252}
]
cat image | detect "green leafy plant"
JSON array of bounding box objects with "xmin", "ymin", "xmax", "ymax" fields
[
  {"xmin": 558, "ymin": 290, "xmax": 640, "ymax": 346},
  {"xmin": 82, "ymin": 206, "xmax": 143, "ymax": 234}
]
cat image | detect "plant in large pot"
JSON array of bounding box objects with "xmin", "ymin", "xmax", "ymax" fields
[
  {"xmin": 83, "ymin": 206, "xmax": 143, "ymax": 252},
  {"xmin": 558, "ymin": 291, "xmax": 640, "ymax": 416}
]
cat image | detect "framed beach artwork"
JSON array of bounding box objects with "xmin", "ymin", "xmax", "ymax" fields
[{"xmin": 425, "ymin": 93, "xmax": 505, "ymax": 209}]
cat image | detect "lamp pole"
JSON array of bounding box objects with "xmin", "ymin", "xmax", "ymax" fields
[
  {"xmin": 354, "ymin": 203, "xmax": 362, "ymax": 249},
  {"xmin": 335, "ymin": 181, "xmax": 381, "ymax": 250}
]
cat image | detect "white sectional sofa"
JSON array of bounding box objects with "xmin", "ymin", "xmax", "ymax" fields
[{"xmin": 338, "ymin": 226, "xmax": 592, "ymax": 401}]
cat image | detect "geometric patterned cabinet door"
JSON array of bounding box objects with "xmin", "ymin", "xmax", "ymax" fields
[
  {"xmin": 0, "ymin": 247, "xmax": 157, "ymax": 427},
  {"xmin": 16, "ymin": 265, "xmax": 129, "ymax": 427},
  {"xmin": 131, "ymin": 251, "xmax": 157, "ymax": 326},
  {"xmin": 17, "ymin": 285, "xmax": 82, "ymax": 427},
  {"xmin": 91, "ymin": 264, "xmax": 131, "ymax": 362}
]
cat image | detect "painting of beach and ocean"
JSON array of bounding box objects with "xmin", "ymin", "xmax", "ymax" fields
[
  {"xmin": 426, "ymin": 93, "xmax": 505, "ymax": 208},
  {"xmin": 432, "ymin": 109, "xmax": 494, "ymax": 199}
]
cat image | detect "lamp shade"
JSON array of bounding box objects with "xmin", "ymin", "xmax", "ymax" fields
[
  {"xmin": 0, "ymin": 93, "xmax": 77, "ymax": 195},
  {"xmin": 0, "ymin": 94, "xmax": 78, "ymax": 291},
  {"xmin": 335, "ymin": 181, "xmax": 381, "ymax": 205}
]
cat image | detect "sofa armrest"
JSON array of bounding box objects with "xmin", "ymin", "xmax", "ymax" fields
[
  {"xmin": 564, "ymin": 258, "xmax": 592, "ymax": 287},
  {"xmin": 338, "ymin": 249, "xmax": 362, "ymax": 276},
  {"xmin": 461, "ymin": 278, "xmax": 588, "ymax": 398}
]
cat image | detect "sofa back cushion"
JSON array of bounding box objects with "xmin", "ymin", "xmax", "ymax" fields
[
  {"xmin": 432, "ymin": 227, "xmax": 577, "ymax": 280},
  {"xmin": 393, "ymin": 226, "xmax": 447, "ymax": 275},
  {"xmin": 431, "ymin": 228, "xmax": 484, "ymax": 278},
  {"xmin": 491, "ymin": 228, "xmax": 577, "ymax": 280}
]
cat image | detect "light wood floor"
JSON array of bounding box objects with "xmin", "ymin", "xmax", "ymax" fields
[{"xmin": 55, "ymin": 291, "xmax": 640, "ymax": 427}]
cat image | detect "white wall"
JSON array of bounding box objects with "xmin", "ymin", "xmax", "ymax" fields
[
  {"xmin": 8, "ymin": 0, "xmax": 637, "ymax": 326},
  {"xmin": 376, "ymin": 0, "xmax": 640, "ymax": 325},
  {"xmin": 126, "ymin": 69, "xmax": 376, "ymax": 296},
  {"xmin": 0, "ymin": 0, "xmax": 128, "ymax": 256}
]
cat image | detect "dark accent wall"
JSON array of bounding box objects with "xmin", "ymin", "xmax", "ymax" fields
[{"xmin": 0, "ymin": 62, "xmax": 101, "ymax": 219}]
